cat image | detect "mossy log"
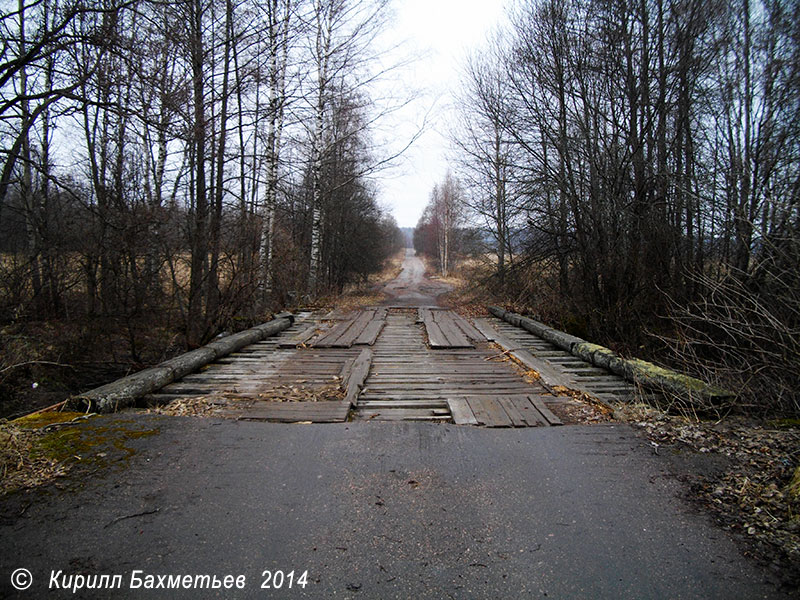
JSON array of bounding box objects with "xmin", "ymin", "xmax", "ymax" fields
[
  {"xmin": 488, "ymin": 306, "xmax": 733, "ymax": 405},
  {"xmin": 71, "ymin": 314, "xmax": 294, "ymax": 413}
]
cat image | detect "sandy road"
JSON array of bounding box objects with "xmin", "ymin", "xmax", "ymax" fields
[{"xmin": 381, "ymin": 248, "xmax": 452, "ymax": 306}]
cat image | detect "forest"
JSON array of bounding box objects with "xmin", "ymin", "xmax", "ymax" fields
[
  {"xmin": 414, "ymin": 0, "xmax": 799, "ymax": 415},
  {"xmin": 0, "ymin": 0, "xmax": 405, "ymax": 415}
]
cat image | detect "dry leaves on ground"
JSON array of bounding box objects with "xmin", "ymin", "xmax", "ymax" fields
[
  {"xmin": 619, "ymin": 404, "xmax": 800, "ymax": 588},
  {"xmin": 150, "ymin": 383, "xmax": 346, "ymax": 418},
  {"xmin": 548, "ymin": 387, "xmax": 615, "ymax": 425},
  {"xmin": 148, "ymin": 396, "xmax": 226, "ymax": 417}
]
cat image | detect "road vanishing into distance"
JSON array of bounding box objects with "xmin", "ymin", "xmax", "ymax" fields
[{"xmin": 0, "ymin": 250, "xmax": 790, "ymax": 599}]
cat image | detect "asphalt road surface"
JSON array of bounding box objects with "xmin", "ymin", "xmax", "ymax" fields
[{"xmin": 0, "ymin": 416, "xmax": 789, "ymax": 599}]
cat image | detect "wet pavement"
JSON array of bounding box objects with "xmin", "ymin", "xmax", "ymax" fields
[{"xmin": 0, "ymin": 417, "xmax": 789, "ymax": 599}]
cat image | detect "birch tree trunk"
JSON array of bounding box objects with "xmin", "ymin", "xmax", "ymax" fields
[
  {"xmin": 308, "ymin": 0, "xmax": 332, "ymax": 293},
  {"xmin": 259, "ymin": 0, "xmax": 291, "ymax": 307}
]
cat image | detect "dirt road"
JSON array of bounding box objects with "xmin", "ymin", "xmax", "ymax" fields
[{"xmin": 381, "ymin": 248, "xmax": 452, "ymax": 306}]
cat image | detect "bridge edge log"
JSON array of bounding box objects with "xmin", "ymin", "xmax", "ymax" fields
[
  {"xmin": 488, "ymin": 306, "xmax": 733, "ymax": 406},
  {"xmin": 70, "ymin": 314, "xmax": 294, "ymax": 413}
]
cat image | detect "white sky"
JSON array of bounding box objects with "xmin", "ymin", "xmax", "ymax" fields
[{"xmin": 375, "ymin": 0, "xmax": 509, "ymax": 227}]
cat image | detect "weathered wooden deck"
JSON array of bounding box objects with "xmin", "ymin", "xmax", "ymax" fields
[
  {"xmin": 143, "ymin": 307, "xmax": 642, "ymax": 425},
  {"xmin": 476, "ymin": 316, "xmax": 644, "ymax": 405}
]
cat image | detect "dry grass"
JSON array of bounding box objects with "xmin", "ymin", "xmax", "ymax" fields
[
  {"xmin": 150, "ymin": 382, "xmax": 346, "ymax": 419},
  {"xmin": 434, "ymin": 256, "xmax": 501, "ymax": 317},
  {"xmin": 371, "ymin": 249, "xmax": 406, "ymax": 285},
  {"xmin": 0, "ymin": 421, "xmax": 69, "ymax": 494},
  {"xmin": 1, "ymin": 411, "xmax": 101, "ymax": 495}
]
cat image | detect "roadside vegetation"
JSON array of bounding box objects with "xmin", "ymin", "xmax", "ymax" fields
[
  {"xmin": 412, "ymin": 4, "xmax": 800, "ymax": 579},
  {"xmin": 0, "ymin": 0, "xmax": 406, "ymax": 418},
  {"xmin": 415, "ymin": 0, "xmax": 800, "ymax": 420}
]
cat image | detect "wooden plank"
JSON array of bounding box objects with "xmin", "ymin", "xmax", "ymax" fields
[
  {"xmin": 339, "ymin": 356, "xmax": 356, "ymax": 388},
  {"xmin": 354, "ymin": 319, "xmax": 385, "ymax": 346},
  {"xmin": 241, "ymin": 400, "xmax": 348, "ymax": 412},
  {"xmin": 450, "ymin": 312, "xmax": 486, "ymax": 342},
  {"xmin": 435, "ymin": 312, "xmax": 473, "ymax": 347},
  {"xmin": 496, "ymin": 396, "xmax": 527, "ymax": 427},
  {"xmin": 508, "ymin": 396, "xmax": 548, "ymax": 426},
  {"xmin": 475, "ymin": 319, "xmax": 570, "ymax": 389},
  {"xmin": 233, "ymin": 401, "xmax": 349, "ymax": 423},
  {"xmin": 332, "ymin": 309, "xmax": 376, "ymax": 347},
  {"xmin": 278, "ymin": 324, "xmax": 319, "ymax": 348},
  {"xmin": 473, "ymin": 319, "xmax": 500, "ymax": 342},
  {"xmin": 465, "ymin": 396, "xmax": 512, "ymax": 427},
  {"xmin": 479, "ymin": 397, "xmax": 514, "ymax": 427},
  {"xmin": 359, "ymin": 400, "xmax": 449, "ymax": 409},
  {"xmin": 363, "ymin": 382, "xmax": 532, "ymax": 391},
  {"xmin": 313, "ymin": 319, "xmax": 356, "ymax": 347},
  {"xmin": 464, "ymin": 396, "xmax": 491, "ymax": 425},
  {"xmin": 423, "ymin": 319, "xmax": 450, "ymax": 348},
  {"xmin": 345, "ymin": 348, "xmax": 372, "ymax": 407},
  {"xmin": 447, "ymin": 398, "xmax": 478, "ymax": 425},
  {"xmin": 355, "ymin": 409, "xmax": 449, "ymax": 421},
  {"xmin": 529, "ymin": 395, "xmax": 563, "ymax": 426}
]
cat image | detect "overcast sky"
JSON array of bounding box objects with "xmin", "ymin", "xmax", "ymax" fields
[{"xmin": 375, "ymin": 0, "xmax": 509, "ymax": 228}]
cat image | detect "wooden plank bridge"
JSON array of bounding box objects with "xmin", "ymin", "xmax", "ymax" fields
[{"xmin": 142, "ymin": 306, "xmax": 644, "ymax": 426}]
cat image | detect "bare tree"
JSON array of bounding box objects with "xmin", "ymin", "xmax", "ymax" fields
[
  {"xmin": 302, "ymin": 0, "xmax": 391, "ymax": 292},
  {"xmin": 454, "ymin": 40, "xmax": 523, "ymax": 284}
]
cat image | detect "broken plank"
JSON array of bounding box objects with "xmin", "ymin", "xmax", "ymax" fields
[
  {"xmin": 354, "ymin": 319, "xmax": 385, "ymax": 345},
  {"xmin": 435, "ymin": 312, "xmax": 473, "ymax": 347},
  {"xmin": 358, "ymin": 400, "xmax": 449, "ymax": 409},
  {"xmin": 447, "ymin": 398, "xmax": 478, "ymax": 425},
  {"xmin": 480, "ymin": 397, "xmax": 514, "ymax": 427},
  {"xmin": 496, "ymin": 396, "xmax": 527, "ymax": 427},
  {"xmin": 235, "ymin": 399, "xmax": 348, "ymax": 415},
  {"xmin": 312, "ymin": 319, "xmax": 356, "ymax": 347},
  {"xmin": 344, "ymin": 348, "xmax": 373, "ymax": 407},
  {"xmin": 465, "ymin": 396, "xmax": 492, "ymax": 425},
  {"xmin": 423, "ymin": 319, "xmax": 451, "ymax": 348},
  {"xmin": 278, "ymin": 324, "xmax": 319, "ymax": 348},
  {"xmin": 475, "ymin": 319, "xmax": 570, "ymax": 388},
  {"xmin": 528, "ymin": 395, "xmax": 563, "ymax": 426},
  {"xmin": 508, "ymin": 396, "xmax": 548, "ymax": 426},
  {"xmin": 473, "ymin": 319, "xmax": 500, "ymax": 342},
  {"xmin": 331, "ymin": 309, "xmax": 376, "ymax": 347},
  {"xmin": 339, "ymin": 356, "xmax": 356, "ymax": 389},
  {"xmin": 355, "ymin": 410, "xmax": 449, "ymax": 421},
  {"xmin": 450, "ymin": 312, "xmax": 486, "ymax": 342},
  {"xmin": 465, "ymin": 396, "xmax": 512, "ymax": 427}
]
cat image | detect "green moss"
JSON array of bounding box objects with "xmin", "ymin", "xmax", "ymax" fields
[
  {"xmin": 30, "ymin": 418, "xmax": 160, "ymax": 468},
  {"xmin": 625, "ymin": 358, "xmax": 732, "ymax": 397},
  {"xmin": 13, "ymin": 411, "xmax": 86, "ymax": 429},
  {"xmin": 768, "ymin": 418, "xmax": 800, "ymax": 429},
  {"xmin": 787, "ymin": 466, "xmax": 800, "ymax": 501},
  {"xmin": 574, "ymin": 342, "xmax": 733, "ymax": 399}
]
